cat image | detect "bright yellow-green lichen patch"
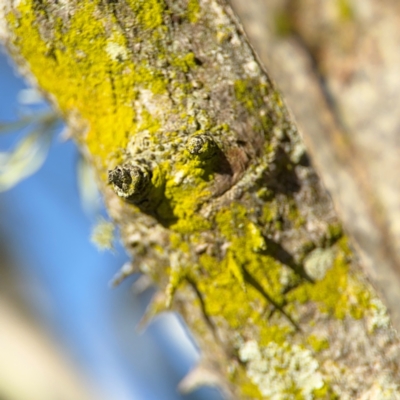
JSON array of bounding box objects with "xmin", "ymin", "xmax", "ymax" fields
[
  {"xmin": 197, "ymin": 254, "xmax": 257, "ymax": 329},
  {"xmin": 187, "ymin": 0, "xmax": 201, "ymax": 23},
  {"xmin": 313, "ymin": 383, "xmax": 335, "ymax": 399},
  {"xmin": 8, "ymin": 2, "xmax": 135, "ymax": 167},
  {"xmin": 196, "ymin": 199, "xmax": 372, "ymax": 356},
  {"xmin": 170, "ymin": 52, "xmax": 197, "ymax": 73},
  {"xmin": 232, "ymin": 367, "xmax": 264, "ymax": 399},
  {"xmin": 126, "ymin": 0, "xmax": 166, "ymax": 29},
  {"xmin": 158, "ymin": 152, "xmax": 214, "ymax": 232},
  {"xmin": 216, "ymin": 205, "xmax": 284, "ymax": 294},
  {"xmin": 257, "ymin": 324, "xmax": 293, "ymax": 349},
  {"xmin": 307, "ymin": 334, "xmax": 330, "ymax": 353},
  {"xmin": 195, "ymin": 204, "xmax": 289, "ymax": 332},
  {"xmin": 287, "ymin": 237, "xmax": 372, "ymax": 319},
  {"xmin": 8, "ymin": 0, "xmax": 199, "ymax": 173}
]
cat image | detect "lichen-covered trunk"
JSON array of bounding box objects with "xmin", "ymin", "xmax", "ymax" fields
[
  {"xmin": 228, "ymin": 0, "xmax": 400, "ymax": 334},
  {"xmin": 1, "ymin": 1, "xmax": 399, "ymax": 399}
]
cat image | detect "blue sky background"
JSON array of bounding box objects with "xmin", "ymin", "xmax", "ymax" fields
[{"xmin": 0, "ymin": 49, "xmax": 222, "ymax": 400}]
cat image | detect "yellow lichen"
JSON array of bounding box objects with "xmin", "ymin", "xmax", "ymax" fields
[
  {"xmin": 187, "ymin": 0, "xmax": 201, "ymax": 23},
  {"xmin": 7, "ymin": 0, "xmax": 197, "ymax": 175},
  {"xmin": 8, "ymin": 2, "xmax": 136, "ymax": 168},
  {"xmin": 6, "ymin": 3, "xmax": 380, "ymax": 399},
  {"xmin": 127, "ymin": 0, "xmax": 165, "ymax": 29},
  {"xmin": 170, "ymin": 52, "xmax": 197, "ymax": 73},
  {"xmin": 288, "ymin": 237, "xmax": 372, "ymax": 320},
  {"xmin": 307, "ymin": 335, "xmax": 330, "ymax": 353}
]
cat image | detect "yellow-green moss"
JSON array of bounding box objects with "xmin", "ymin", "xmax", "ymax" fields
[
  {"xmin": 289, "ymin": 252, "xmax": 349, "ymax": 318},
  {"xmin": 138, "ymin": 109, "xmax": 162, "ymax": 135}
]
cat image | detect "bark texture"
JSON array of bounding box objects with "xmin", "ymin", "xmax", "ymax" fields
[
  {"xmin": 1, "ymin": 0, "xmax": 399, "ymax": 399},
  {"xmin": 228, "ymin": 0, "xmax": 400, "ymax": 331}
]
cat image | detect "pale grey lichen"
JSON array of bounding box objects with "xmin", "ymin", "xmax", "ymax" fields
[
  {"xmin": 239, "ymin": 340, "xmax": 325, "ymax": 400},
  {"xmin": 106, "ymin": 40, "xmax": 128, "ymax": 61},
  {"xmin": 304, "ymin": 248, "xmax": 335, "ymax": 281},
  {"xmin": 244, "ymin": 60, "xmax": 261, "ymax": 77},
  {"xmin": 368, "ymin": 298, "xmax": 391, "ymax": 332}
]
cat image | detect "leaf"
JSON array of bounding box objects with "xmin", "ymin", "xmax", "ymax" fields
[
  {"xmin": 0, "ymin": 114, "xmax": 58, "ymax": 191},
  {"xmin": 0, "ymin": 111, "xmax": 58, "ymax": 134}
]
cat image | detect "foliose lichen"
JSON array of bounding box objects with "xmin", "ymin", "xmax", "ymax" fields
[{"xmin": 238, "ymin": 340, "xmax": 325, "ymax": 399}]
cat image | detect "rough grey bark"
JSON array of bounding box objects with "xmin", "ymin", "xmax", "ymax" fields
[
  {"xmin": 1, "ymin": 0, "xmax": 399, "ymax": 398},
  {"xmin": 228, "ymin": 0, "xmax": 400, "ymax": 331}
]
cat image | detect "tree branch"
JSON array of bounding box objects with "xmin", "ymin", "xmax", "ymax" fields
[{"xmin": 1, "ymin": 0, "xmax": 399, "ymax": 398}]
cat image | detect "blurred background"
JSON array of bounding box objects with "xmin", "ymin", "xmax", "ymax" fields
[{"xmin": 0, "ymin": 48, "xmax": 222, "ymax": 400}]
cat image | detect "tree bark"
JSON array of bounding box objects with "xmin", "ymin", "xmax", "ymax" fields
[
  {"xmin": 228, "ymin": 0, "xmax": 400, "ymax": 335},
  {"xmin": 1, "ymin": 1, "xmax": 399, "ymax": 398}
]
